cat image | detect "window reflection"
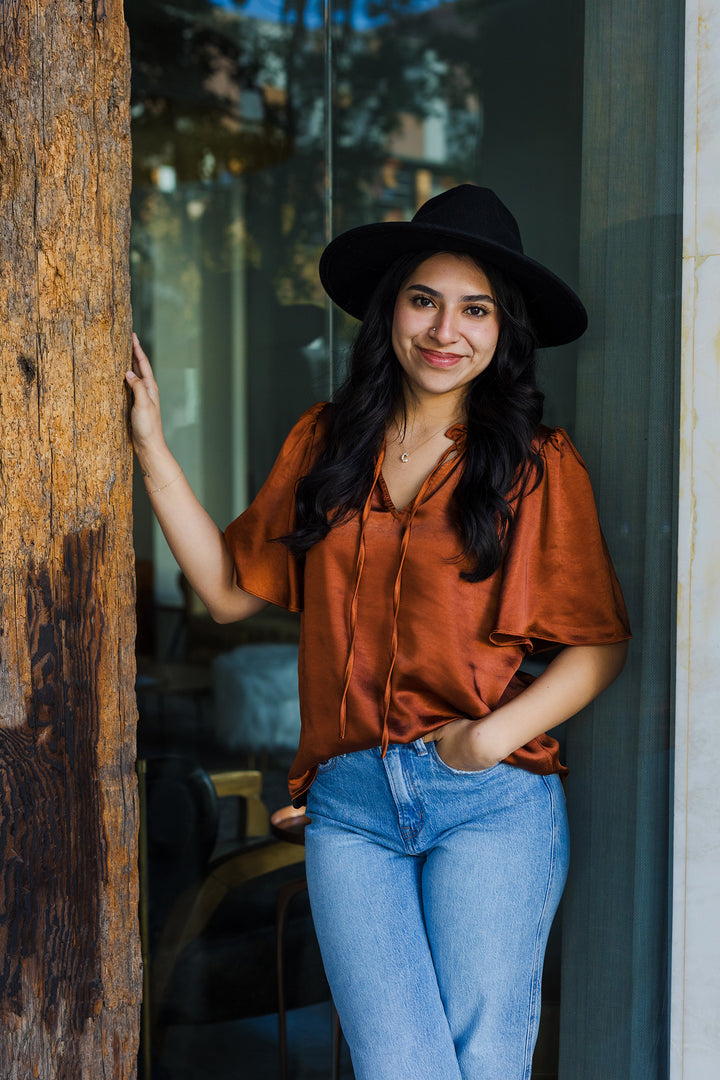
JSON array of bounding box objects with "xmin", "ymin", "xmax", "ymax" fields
[{"xmin": 129, "ymin": 3, "xmax": 591, "ymax": 1079}]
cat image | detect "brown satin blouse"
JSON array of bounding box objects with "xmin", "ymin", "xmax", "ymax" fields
[{"xmin": 225, "ymin": 403, "xmax": 631, "ymax": 803}]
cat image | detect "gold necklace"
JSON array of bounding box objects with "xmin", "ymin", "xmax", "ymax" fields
[{"xmin": 394, "ymin": 420, "xmax": 458, "ymax": 464}]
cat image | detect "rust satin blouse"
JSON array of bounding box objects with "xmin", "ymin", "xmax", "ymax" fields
[{"xmin": 225, "ymin": 403, "xmax": 631, "ymax": 803}]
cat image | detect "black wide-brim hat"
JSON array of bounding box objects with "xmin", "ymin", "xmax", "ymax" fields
[{"xmin": 319, "ymin": 185, "xmax": 587, "ymax": 348}]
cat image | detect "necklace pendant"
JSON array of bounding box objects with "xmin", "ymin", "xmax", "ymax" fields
[{"xmin": 400, "ymin": 452, "xmax": 410, "ymax": 463}]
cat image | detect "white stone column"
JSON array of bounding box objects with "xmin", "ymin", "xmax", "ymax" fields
[{"xmin": 672, "ymin": 2, "xmax": 720, "ymax": 1076}]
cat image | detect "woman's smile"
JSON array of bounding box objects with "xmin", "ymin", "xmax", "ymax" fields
[{"xmin": 417, "ymin": 347, "xmax": 467, "ymax": 368}]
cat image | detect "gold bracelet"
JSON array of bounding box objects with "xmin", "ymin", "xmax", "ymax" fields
[{"xmin": 145, "ymin": 469, "xmax": 183, "ymax": 496}]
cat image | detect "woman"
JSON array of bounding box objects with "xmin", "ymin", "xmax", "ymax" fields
[{"xmin": 127, "ymin": 185, "xmax": 630, "ymax": 1080}]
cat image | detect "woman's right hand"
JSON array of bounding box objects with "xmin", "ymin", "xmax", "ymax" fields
[{"xmin": 125, "ymin": 334, "xmax": 165, "ymax": 453}]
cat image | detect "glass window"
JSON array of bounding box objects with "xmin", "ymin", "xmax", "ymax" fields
[{"xmin": 130, "ymin": 2, "xmax": 680, "ymax": 1077}]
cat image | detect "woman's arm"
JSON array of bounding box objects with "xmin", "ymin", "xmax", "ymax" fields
[
  {"xmin": 429, "ymin": 640, "xmax": 629, "ymax": 771},
  {"xmin": 126, "ymin": 336, "xmax": 267, "ymax": 624}
]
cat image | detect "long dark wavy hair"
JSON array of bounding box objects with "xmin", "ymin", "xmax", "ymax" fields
[{"xmin": 281, "ymin": 249, "xmax": 545, "ymax": 582}]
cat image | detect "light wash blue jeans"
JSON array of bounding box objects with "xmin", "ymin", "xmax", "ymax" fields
[{"xmin": 305, "ymin": 738, "xmax": 569, "ymax": 1080}]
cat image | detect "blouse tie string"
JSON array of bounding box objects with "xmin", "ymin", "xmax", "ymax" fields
[
  {"xmin": 338, "ymin": 447, "xmax": 386, "ymax": 741},
  {"xmin": 378, "ymin": 442, "xmax": 459, "ymax": 756}
]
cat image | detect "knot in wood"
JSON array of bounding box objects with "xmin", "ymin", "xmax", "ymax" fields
[{"xmin": 17, "ymin": 355, "xmax": 36, "ymax": 385}]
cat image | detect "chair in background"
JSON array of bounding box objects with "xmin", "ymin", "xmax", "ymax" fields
[{"xmin": 138, "ymin": 757, "xmax": 337, "ymax": 1080}]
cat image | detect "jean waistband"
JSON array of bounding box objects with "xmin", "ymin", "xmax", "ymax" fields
[{"xmin": 383, "ymin": 737, "xmax": 429, "ymax": 756}]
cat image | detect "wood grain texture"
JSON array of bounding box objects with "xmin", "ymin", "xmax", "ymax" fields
[{"xmin": 0, "ymin": 2, "xmax": 140, "ymax": 1076}]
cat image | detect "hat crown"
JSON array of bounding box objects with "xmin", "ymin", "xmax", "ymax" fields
[{"xmin": 412, "ymin": 184, "xmax": 524, "ymax": 255}]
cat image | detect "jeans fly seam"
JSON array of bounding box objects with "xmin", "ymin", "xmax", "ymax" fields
[
  {"xmin": 401, "ymin": 750, "xmax": 426, "ymax": 848},
  {"xmin": 383, "ymin": 751, "xmax": 424, "ymax": 851}
]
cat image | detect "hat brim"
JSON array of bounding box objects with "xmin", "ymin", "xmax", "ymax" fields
[{"xmin": 319, "ymin": 221, "xmax": 587, "ymax": 348}]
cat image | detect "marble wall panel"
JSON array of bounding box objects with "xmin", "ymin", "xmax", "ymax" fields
[
  {"xmin": 673, "ymin": 1, "xmax": 720, "ymax": 1074},
  {"xmin": 695, "ymin": 4, "xmax": 720, "ymax": 253}
]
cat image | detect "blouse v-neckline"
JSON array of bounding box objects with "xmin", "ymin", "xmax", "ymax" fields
[{"xmin": 378, "ymin": 425, "xmax": 466, "ymax": 518}]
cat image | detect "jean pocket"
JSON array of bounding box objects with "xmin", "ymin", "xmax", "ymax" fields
[{"xmin": 427, "ymin": 740, "xmax": 503, "ymax": 778}]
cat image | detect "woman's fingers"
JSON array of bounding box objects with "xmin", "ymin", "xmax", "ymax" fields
[
  {"xmin": 132, "ymin": 332, "xmax": 154, "ymax": 376},
  {"xmin": 128, "ymin": 335, "xmax": 156, "ymax": 383},
  {"xmin": 125, "ymin": 366, "xmax": 154, "ymax": 406},
  {"xmin": 126, "ymin": 335, "xmax": 160, "ymax": 404},
  {"xmin": 126, "ymin": 334, "xmax": 164, "ymax": 446}
]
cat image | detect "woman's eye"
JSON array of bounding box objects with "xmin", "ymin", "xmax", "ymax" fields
[
  {"xmin": 466, "ymin": 305, "xmax": 489, "ymax": 318},
  {"xmin": 411, "ymin": 295, "xmax": 434, "ymax": 308}
]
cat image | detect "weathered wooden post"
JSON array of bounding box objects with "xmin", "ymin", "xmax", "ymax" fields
[{"xmin": 0, "ymin": 2, "xmax": 141, "ymax": 1076}]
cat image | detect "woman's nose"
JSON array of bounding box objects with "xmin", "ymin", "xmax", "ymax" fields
[{"xmin": 430, "ymin": 311, "xmax": 459, "ymax": 343}]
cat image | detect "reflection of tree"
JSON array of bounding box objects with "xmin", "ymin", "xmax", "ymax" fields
[
  {"xmin": 126, "ymin": 0, "xmax": 488, "ymax": 302},
  {"xmin": 128, "ymin": 1, "xmax": 292, "ymax": 180},
  {"xmin": 330, "ymin": 0, "xmax": 486, "ymax": 228}
]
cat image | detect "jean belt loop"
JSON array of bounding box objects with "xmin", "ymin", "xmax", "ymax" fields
[{"xmin": 412, "ymin": 737, "xmax": 429, "ymax": 756}]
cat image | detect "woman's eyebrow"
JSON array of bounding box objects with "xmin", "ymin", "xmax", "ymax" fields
[{"xmin": 405, "ymin": 282, "xmax": 496, "ymax": 304}]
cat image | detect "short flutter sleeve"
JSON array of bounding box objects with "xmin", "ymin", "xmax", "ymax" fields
[
  {"xmin": 490, "ymin": 428, "xmax": 631, "ymax": 652},
  {"xmin": 224, "ymin": 403, "xmax": 328, "ymax": 612}
]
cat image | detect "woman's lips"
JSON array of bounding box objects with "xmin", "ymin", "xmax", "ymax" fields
[{"xmin": 418, "ymin": 348, "xmax": 465, "ymax": 368}]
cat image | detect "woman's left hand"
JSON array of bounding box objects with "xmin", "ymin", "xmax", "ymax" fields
[{"xmin": 425, "ymin": 717, "xmax": 506, "ymax": 772}]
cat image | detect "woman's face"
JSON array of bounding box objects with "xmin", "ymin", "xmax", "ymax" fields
[{"xmin": 391, "ymin": 252, "xmax": 501, "ymax": 410}]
